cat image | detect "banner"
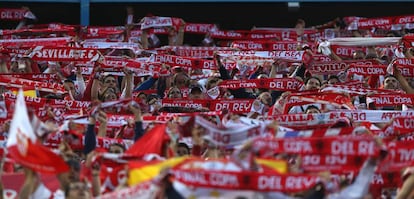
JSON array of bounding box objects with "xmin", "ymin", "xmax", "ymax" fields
[
  {"xmin": 219, "ymin": 78, "xmax": 303, "ymax": 91},
  {"xmin": 0, "ymin": 37, "xmax": 71, "ymax": 48},
  {"xmin": 172, "ymin": 169, "xmax": 320, "ymax": 192},
  {"xmin": 29, "ymin": 46, "xmax": 100, "ymax": 62},
  {"xmin": 253, "ymin": 136, "xmax": 380, "ymax": 156},
  {"xmin": 263, "ymin": 110, "xmax": 414, "ymax": 125}
]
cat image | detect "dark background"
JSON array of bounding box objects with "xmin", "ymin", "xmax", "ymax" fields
[{"xmin": 2, "ymin": 2, "xmax": 414, "ymax": 29}]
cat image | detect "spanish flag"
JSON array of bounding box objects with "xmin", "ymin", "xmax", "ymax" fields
[
  {"xmin": 10, "ymin": 86, "xmax": 37, "ymax": 98},
  {"xmin": 128, "ymin": 156, "xmax": 188, "ymax": 186},
  {"xmin": 256, "ymin": 158, "xmax": 287, "ymax": 174},
  {"xmin": 125, "ymin": 123, "xmax": 170, "ymax": 158}
]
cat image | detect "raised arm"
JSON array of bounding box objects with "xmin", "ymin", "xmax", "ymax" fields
[
  {"xmin": 120, "ymin": 68, "xmax": 133, "ymax": 99},
  {"xmin": 175, "ymin": 19, "xmax": 186, "ymax": 46},
  {"xmin": 394, "ymin": 64, "xmax": 414, "ymax": 94},
  {"xmin": 141, "ymin": 29, "xmax": 149, "ymax": 49},
  {"xmin": 96, "ymin": 111, "xmax": 107, "ymax": 137},
  {"xmin": 83, "ymin": 111, "xmax": 98, "ymax": 155},
  {"xmin": 129, "ymin": 104, "xmax": 144, "ymax": 141},
  {"xmin": 74, "ymin": 66, "xmax": 86, "ymax": 100},
  {"xmin": 396, "ymin": 168, "xmax": 414, "ymax": 199}
]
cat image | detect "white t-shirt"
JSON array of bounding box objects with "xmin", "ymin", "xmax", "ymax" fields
[
  {"xmin": 31, "ymin": 183, "xmax": 64, "ymax": 199},
  {"xmin": 30, "ymin": 183, "xmax": 51, "ymax": 199}
]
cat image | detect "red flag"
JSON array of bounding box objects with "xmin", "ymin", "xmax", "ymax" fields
[
  {"xmin": 125, "ymin": 123, "xmax": 169, "ymax": 157},
  {"xmin": 6, "ymin": 89, "xmax": 69, "ymax": 174}
]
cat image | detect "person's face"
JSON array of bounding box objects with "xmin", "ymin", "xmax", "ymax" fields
[
  {"xmin": 174, "ymin": 74, "xmax": 189, "ymax": 89},
  {"xmin": 305, "ymin": 78, "xmax": 321, "ymax": 90},
  {"xmin": 148, "ymin": 97, "xmax": 161, "ymax": 112},
  {"xmin": 259, "ymin": 92, "xmax": 272, "ymax": 106},
  {"xmin": 295, "ymin": 22, "xmax": 305, "ymax": 29},
  {"xmin": 104, "ymin": 91, "xmax": 118, "ymax": 102},
  {"xmin": 138, "ymin": 93, "xmax": 147, "ymax": 104},
  {"xmin": 192, "ymin": 69, "xmax": 203, "ymax": 75},
  {"xmin": 168, "ymin": 88, "xmax": 182, "ymax": 99},
  {"xmin": 176, "ymin": 146, "xmax": 190, "ymax": 157},
  {"xmin": 384, "ymin": 77, "xmax": 399, "ymax": 90},
  {"xmin": 66, "ymin": 182, "xmax": 91, "ymax": 199},
  {"xmin": 109, "ymin": 145, "xmax": 124, "ymax": 154},
  {"xmin": 295, "ymin": 22, "xmax": 305, "ymax": 36},
  {"xmin": 103, "ymin": 76, "xmax": 117, "ymax": 89}
]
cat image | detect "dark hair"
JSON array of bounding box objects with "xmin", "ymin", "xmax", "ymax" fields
[
  {"xmin": 305, "ymin": 105, "xmax": 321, "ymax": 113},
  {"xmin": 352, "ymin": 50, "xmax": 366, "ymax": 57},
  {"xmin": 147, "ymin": 94, "xmax": 160, "ymax": 104},
  {"xmin": 384, "ymin": 74, "xmax": 397, "ymax": 81},
  {"xmin": 173, "ymin": 72, "xmax": 190, "ymax": 86},
  {"xmin": 206, "ymin": 77, "xmax": 219, "ymax": 90},
  {"xmin": 327, "ymin": 75, "xmax": 339, "ymax": 82},
  {"xmin": 386, "ymin": 30, "xmax": 401, "ymax": 37},
  {"xmin": 189, "ymin": 84, "xmax": 203, "ymax": 94},
  {"xmin": 137, "ymin": 92, "xmax": 147, "ymax": 98},
  {"xmin": 167, "ymin": 86, "xmax": 182, "ymax": 96},
  {"xmin": 177, "ymin": 142, "xmax": 190, "ymax": 151},
  {"xmin": 365, "ymin": 53, "xmax": 378, "ymax": 60},
  {"xmin": 109, "ymin": 143, "xmax": 126, "ymax": 152},
  {"xmin": 64, "ymin": 180, "xmax": 86, "ymax": 197},
  {"xmin": 64, "ymin": 79, "xmax": 74, "ymax": 84},
  {"xmin": 99, "ymin": 87, "xmax": 117, "ymax": 102},
  {"xmin": 303, "ymin": 182, "xmax": 326, "ymax": 199},
  {"xmin": 296, "ymin": 19, "xmax": 305, "ymax": 26},
  {"xmin": 304, "ymin": 76, "xmax": 321, "ymax": 86},
  {"xmin": 102, "ymin": 74, "xmax": 116, "ymax": 83},
  {"xmin": 44, "ymin": 93, "xmax": 63, "ymax": 99},
  {"xmin": 66, "ymin": 159, "xmax": 81, "ymax": 172}
]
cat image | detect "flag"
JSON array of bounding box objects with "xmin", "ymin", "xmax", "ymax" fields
[
  {"xmin": 6, "ymin": 89, "xmax": 69, "ymax": 174},
  {"xmin": 9, "ymin": 84, "xmax": 37, "ymax": 98},
  {"xmin": 128, "ymin": 157, "xmax": 187, "ymax": 186},
  {"xmin": 125, "ymin": 123, "xmax": 170, "ymax": 157},
  {"xmin": 11, "ymin": 89, "xmax": 37, "ymax": 98},
  {"xmin": 256, "ymin": 158, "xmax": 288, "ymax": 174}
]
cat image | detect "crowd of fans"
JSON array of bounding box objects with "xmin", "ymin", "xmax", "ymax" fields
[{"xmin": 1, "ymin": 5, "xmax": 414, "ymax": 199}]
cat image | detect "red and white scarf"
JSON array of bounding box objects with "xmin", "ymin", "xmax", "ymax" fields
[
  {"xmin": 253, "ymin": 136, "xmax": 380, "ymax": 156},
  {"xmin": 0, "ymin": 76, "xmax": 66, "ymax": 94},
  {"xmin": 367, "ymin": 94, "xmax": 414, "ymax": 107},
  {"xmin": 231, "ymin": 40, "xmax": 315, "ymax": 51},
  {"xmin": 160, "ymin": 46, "xmax": 234, "ymax": 59},
  {"xmin": 0, "ymin": 37, "xmax": 71, "ymax": 48},
  {"xmin": 28, "ymin": 46, "xmax": 100, "ymax": 62},
  {"xmin": 219, "ymin": 78, "xmax": 303, "ymax": 91},
  {"xmin": 0, "ymin": 8, "xmax": 35, "ymax": 21}
]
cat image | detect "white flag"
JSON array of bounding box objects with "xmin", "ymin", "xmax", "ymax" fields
[{"xmin": 6, "ymin": 89, "xmax": 36, "ymax": 156}]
